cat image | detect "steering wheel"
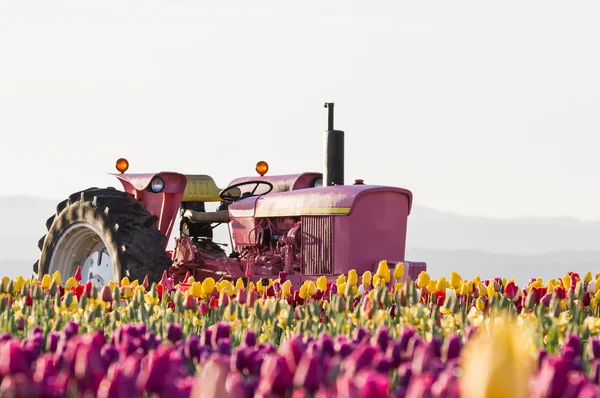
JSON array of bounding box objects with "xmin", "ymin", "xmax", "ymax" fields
[{"xmin": 219, "ymin": 180, "xmax": 274, "ymax": 202}]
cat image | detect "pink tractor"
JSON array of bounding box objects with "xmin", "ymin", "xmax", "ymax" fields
[{"xmin": 34, "ymin": 103, "xmax": 426, "ymax": 287}]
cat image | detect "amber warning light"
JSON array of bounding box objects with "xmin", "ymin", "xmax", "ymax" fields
[
  {"xmin": 116, "ymin": 158, "xmax": 129, "ymax": 173},
  {"xmin": 256, "ymin": 161, "xmax": 268, "ymax": 176}
]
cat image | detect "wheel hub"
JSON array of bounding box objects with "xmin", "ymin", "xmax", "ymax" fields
[{"xmin": 49, "ymin": 223, "xmax": 117, "ymax": 288}]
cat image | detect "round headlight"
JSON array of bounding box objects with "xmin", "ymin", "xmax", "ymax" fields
[
  {"xmin": 313, "ymin": 178, "xmax": 323, "ymax": 188},
  {"xmin": 150, "ymin": 177, "xmax": 165, "ymax": 193}
]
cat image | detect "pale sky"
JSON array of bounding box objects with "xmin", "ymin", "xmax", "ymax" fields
[{"xmin": 1, "ymin": 0, "xmax": 599, "ymax": 220}]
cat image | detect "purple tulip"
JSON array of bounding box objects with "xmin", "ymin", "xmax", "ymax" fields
[
  {"xmin": 375, "ymin": 326, "xmax": 390, "ymax": 351},
  {"xmin": 243, "ymin": 330, "xmax": 257, "ymax": 347},
  {"xmin": 431, "ymin": 368, "xmax": 460, "ymax": 398},
  {"xmin": 346, "ymin": 345, "xmax": 378, "ymax": 374},
  {"xmin": 280, "ymin": 336, "xmax": 306, "ymax": 371},
  {"xmin": 564, "ymin": 334, "xmax": 582, "ymax": 356},
  {"xmin": 337, "ymin": 342, "xmax": 353, "ymax": 358},
  {"xmin": 387, "ymin": 341, "xmax": 403, "ymax": 367},
  {"xmin": 353, "ymin": 327, "xmax": 370, "ymax": 344},
  {"xmin": 167, "ymin": 323, "xmax": 183, "ymax": 343},
  {"xmin": 0, "ymin": 340, "xmax": 28, "ymax": 376},
  {"xmin": 256, "ymin": 354, "xmax": 294, "ymax": 396},
  {"xmin": 589, "ymin": 339, "xmax": 600, "ymax": 361},
  {"xmin": 319, "ymin": 334, "xmax": 335, "ymax": 357},
  {"xmin": 225, "ymin": 371, "xmax": 254, "ymax": 398},
  {"xmin": 211, "ymin": 322, "xmax": 231, "ymax": 347},
  {"xmin": 405, "ymin": 373, "xmax": 435, "ymax": 398},
  {"xmin": 356, "ymin": 370, "xmax": 389, "ymax": 397},
  {"xmin": 530, "ymin": 356, "xmax": 570, "ymax": 398},
  {"xmin": 374, "ymin": 353, "xmax": 393, "ymax": 373},
  {"xmin": 201, "ymin": 328, "xmax": 213, "ymax": 347},
  {"xmin": 399, "ymin": 327, "xmax": 416, "ymax": 352},
  {"xmin": 136, "ymin": 346, "xmax": 173, "ymax": 393},
  {"xmin": 0, "ymin": 333, "xmax": 11, "ymax": 342},
  {"xmin": 443, "ymin": 335, "xmax": 461, "ymax": 361},
  {"xmin": 293, "ymin": 353, "xmax": 323, "ymax": 392},
  {"xmin": 218, "ymin": 338, "xmax": 232, "ymax": 355}
]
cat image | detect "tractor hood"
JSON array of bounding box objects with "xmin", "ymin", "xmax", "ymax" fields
[
  {"xmin": 228, "ymin": 185, "xmax": 413, "ymax": 218},
  {"xmin": 228, "ymin": 172, "xmax": 323, "ymax": 193}
]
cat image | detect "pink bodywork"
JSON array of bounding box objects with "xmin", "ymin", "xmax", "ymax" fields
[
  {"xmin": 227, "ymin": 185, "xmax": 413, "ymax": 277},
  {"xmin": 110, "ymin": 170, "xmax": 426, "ymax": 286},
  {"xmin": 112, "ymin": 172, "xmax": 187, "ymax": 247}
]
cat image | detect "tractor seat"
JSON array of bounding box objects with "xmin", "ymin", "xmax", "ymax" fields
[{"xmin": 182, "ymin": 209, "xmax": 231, "ymax": 224}]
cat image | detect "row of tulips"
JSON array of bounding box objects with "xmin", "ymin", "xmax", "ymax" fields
[{"xmin": 1, "ymin": 261, "xmax": 600, "ymax": 397}]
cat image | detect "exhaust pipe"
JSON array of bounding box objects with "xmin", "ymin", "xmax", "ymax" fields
[{"xmin": 323, "ymin": 102, "xmax": 344, "ymax": 186}]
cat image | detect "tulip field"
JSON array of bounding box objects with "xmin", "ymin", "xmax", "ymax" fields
[{"xmin": 3, "ymin": 262, "xmax": 600, "ymax": 397}]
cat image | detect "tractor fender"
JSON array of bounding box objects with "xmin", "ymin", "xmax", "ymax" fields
[
  {"xmin": 110, "ymin": 172, "xmax": 188, "ymax": 194},
  {"xmin": 110, "ymin": 172, "xmax": 188, "ymax": 243}
]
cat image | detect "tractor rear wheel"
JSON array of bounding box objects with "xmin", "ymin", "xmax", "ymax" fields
[{"xmin": 34, "ymin": 187, "xmax": 172, "ymax": 287}]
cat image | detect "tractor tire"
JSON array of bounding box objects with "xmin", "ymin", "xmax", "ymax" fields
[{"xmin": 34, "ymin": 187, "xmax": 172, "ymax": 286}]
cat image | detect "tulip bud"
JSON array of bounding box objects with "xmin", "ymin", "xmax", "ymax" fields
[{"xmin": 101, "ymin": 285, "xmax": 113, "ymax": 302}]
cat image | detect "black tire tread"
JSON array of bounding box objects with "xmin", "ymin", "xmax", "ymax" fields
[{"xmin": 35, "ymin": 187, "xmax": 172, "ymax": 284}]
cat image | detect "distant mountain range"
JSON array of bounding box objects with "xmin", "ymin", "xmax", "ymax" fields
[{"xmin": 1, "ymin": 195, "xmax": 598, "ymax": 286}]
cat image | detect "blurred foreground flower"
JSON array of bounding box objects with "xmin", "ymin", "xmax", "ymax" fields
[{"xmin": 460, "ymin": 312, "xmax": 536, "ymax": 398}]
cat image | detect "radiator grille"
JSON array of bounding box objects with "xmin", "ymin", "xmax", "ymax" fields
[{"xmin": 301, "ymin": 216, "xmax": 333, "ymax": 275}]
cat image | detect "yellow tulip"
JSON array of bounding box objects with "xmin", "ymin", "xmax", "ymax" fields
[
  {"xmin": 436, "ymin": 277, "xmax": 447, "ymax": 292},
  {"xmin": 596, "ymin": 272, "xmax": 600, "ymax": 280},
  {"xmin": 1, "ymin": 277, "xmax": 8, "ymax": 290},
  {"xmin": 585, "ymin": 271, "xmax": 593, "ymax": 284},
  {"xmin": 236, "ymin": 278, "xmax": 245, "ymax": 291},
  {"xmin": 362, "ymin": 271, "xmax": 372, "ymax": 286},
  {"xmin": 299, "ymin": 283, "xmax": 309, "ymax": 299},
  {"xmin": 338, "ymin": 282, "xmax": 347, "ymax": 296},
  {"xmin": 336, "ymin": 274, "xmax": 346, "ymax": 286},
  {"xmin": 393, "ymin": 263, "xmax": 404, "ymax": 280},
  {"xmin": 248, "ymin": 282, "xmax": 256, "ymax": 291},
  {"xmin": 460, "ymin": 282, "xmax": 469, "ymax": 296},
  {"xmin": 487, "ymin": 281, "xmax": 497, "ymax": 298},
  {"xmin": 186, "ymin": 276, "xmax": 195, "ymax": 284},
  {"xmin": 65, "ymin": 277, "xmax": 77, "ymax": 290},
  {"xmin": 131, "ymin": 279, "xmax": 139, "ymax": 288},
  {"xmin": 460, "ymin": 315, "xmax": 535, "ymax": 398},
  {"xmin": 348, "ymin": 270, "xmax": 358, "ymax": 286},
  {"xmin": 202, "ymin": 278, "xmax": 216, "ymax": 296},
  {"xmin": 191, "ymin": 282, "xmax": 203, "ymax": 298},
  {"xmin": 41, "ymin": 274, "xmax": 52, "ymax": 289},
  {"xmin": 316, "ymin": 276, "xmax": 327, "ymax": 292},
  {"xmin": 322, "ymin": 300, "xmax": 329, "ymax": 310},
  {"xmin": 31, "ymin": 277, "xmax": 38, "ymax": 286},
  {"xmin": 373, "ymin": 275, "xmax": 381, "ymax": 287},
  {"xmin": 450, "ymin": 272, "xmax": 462, "ymax": 290},
  {"xmin": 307, "ymin": 281, "xmax": 317, "ymax": 297},
  {"xmin": 562, "ymin": 275, "xmax": 572, "ymax": 290},
  {"xmin": 123, "ymin": 287, "xmax": 133, "ymax": 299},
  {"xmin": 427, "ymin": 279, "xmax": 437, "ymax": 293},
  {"xmin": 52, "ymin": 271, "xmax": 62, "ymax": 286},
  {"xmin": 13, "ymin": 276, "xmax": 24, "ymax": 293},
  {"xmin": 416, "ymin": 271, "xmax": 430, "ymax": 289},
  {"xmin": 476, "ymin": 298, "xmax": 485, "ymax": 311},
  {"xmin": 281, "ymin": 280, "xmax": 291, "ymax": 297},
  {"xmin": 375, "ymin": 260, "xmax": 391, "ymax": 283}
]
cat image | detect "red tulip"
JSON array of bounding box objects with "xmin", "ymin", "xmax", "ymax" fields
[
  {"xmin": 199, "ymin": 302, "xmax": 209, "ymax": 315},
  {"xmin": 184, "ymin": 295, "xmax": 197, "ymax": 311},
  {"xmin": 74, "ymin": 266, "xmax": 82, "ymax": 282},
  {"xmin": 504, "ymin": 281, "xmax": 519, "ymax": 302},
  {"xmin": 209, "ymin": 296, "xmax": 219, "ymax": 310}
]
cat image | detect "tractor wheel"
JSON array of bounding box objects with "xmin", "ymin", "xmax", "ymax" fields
[{"xmin": 34, "ymin": 187, "xmax": 172, "ymax": 287}]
